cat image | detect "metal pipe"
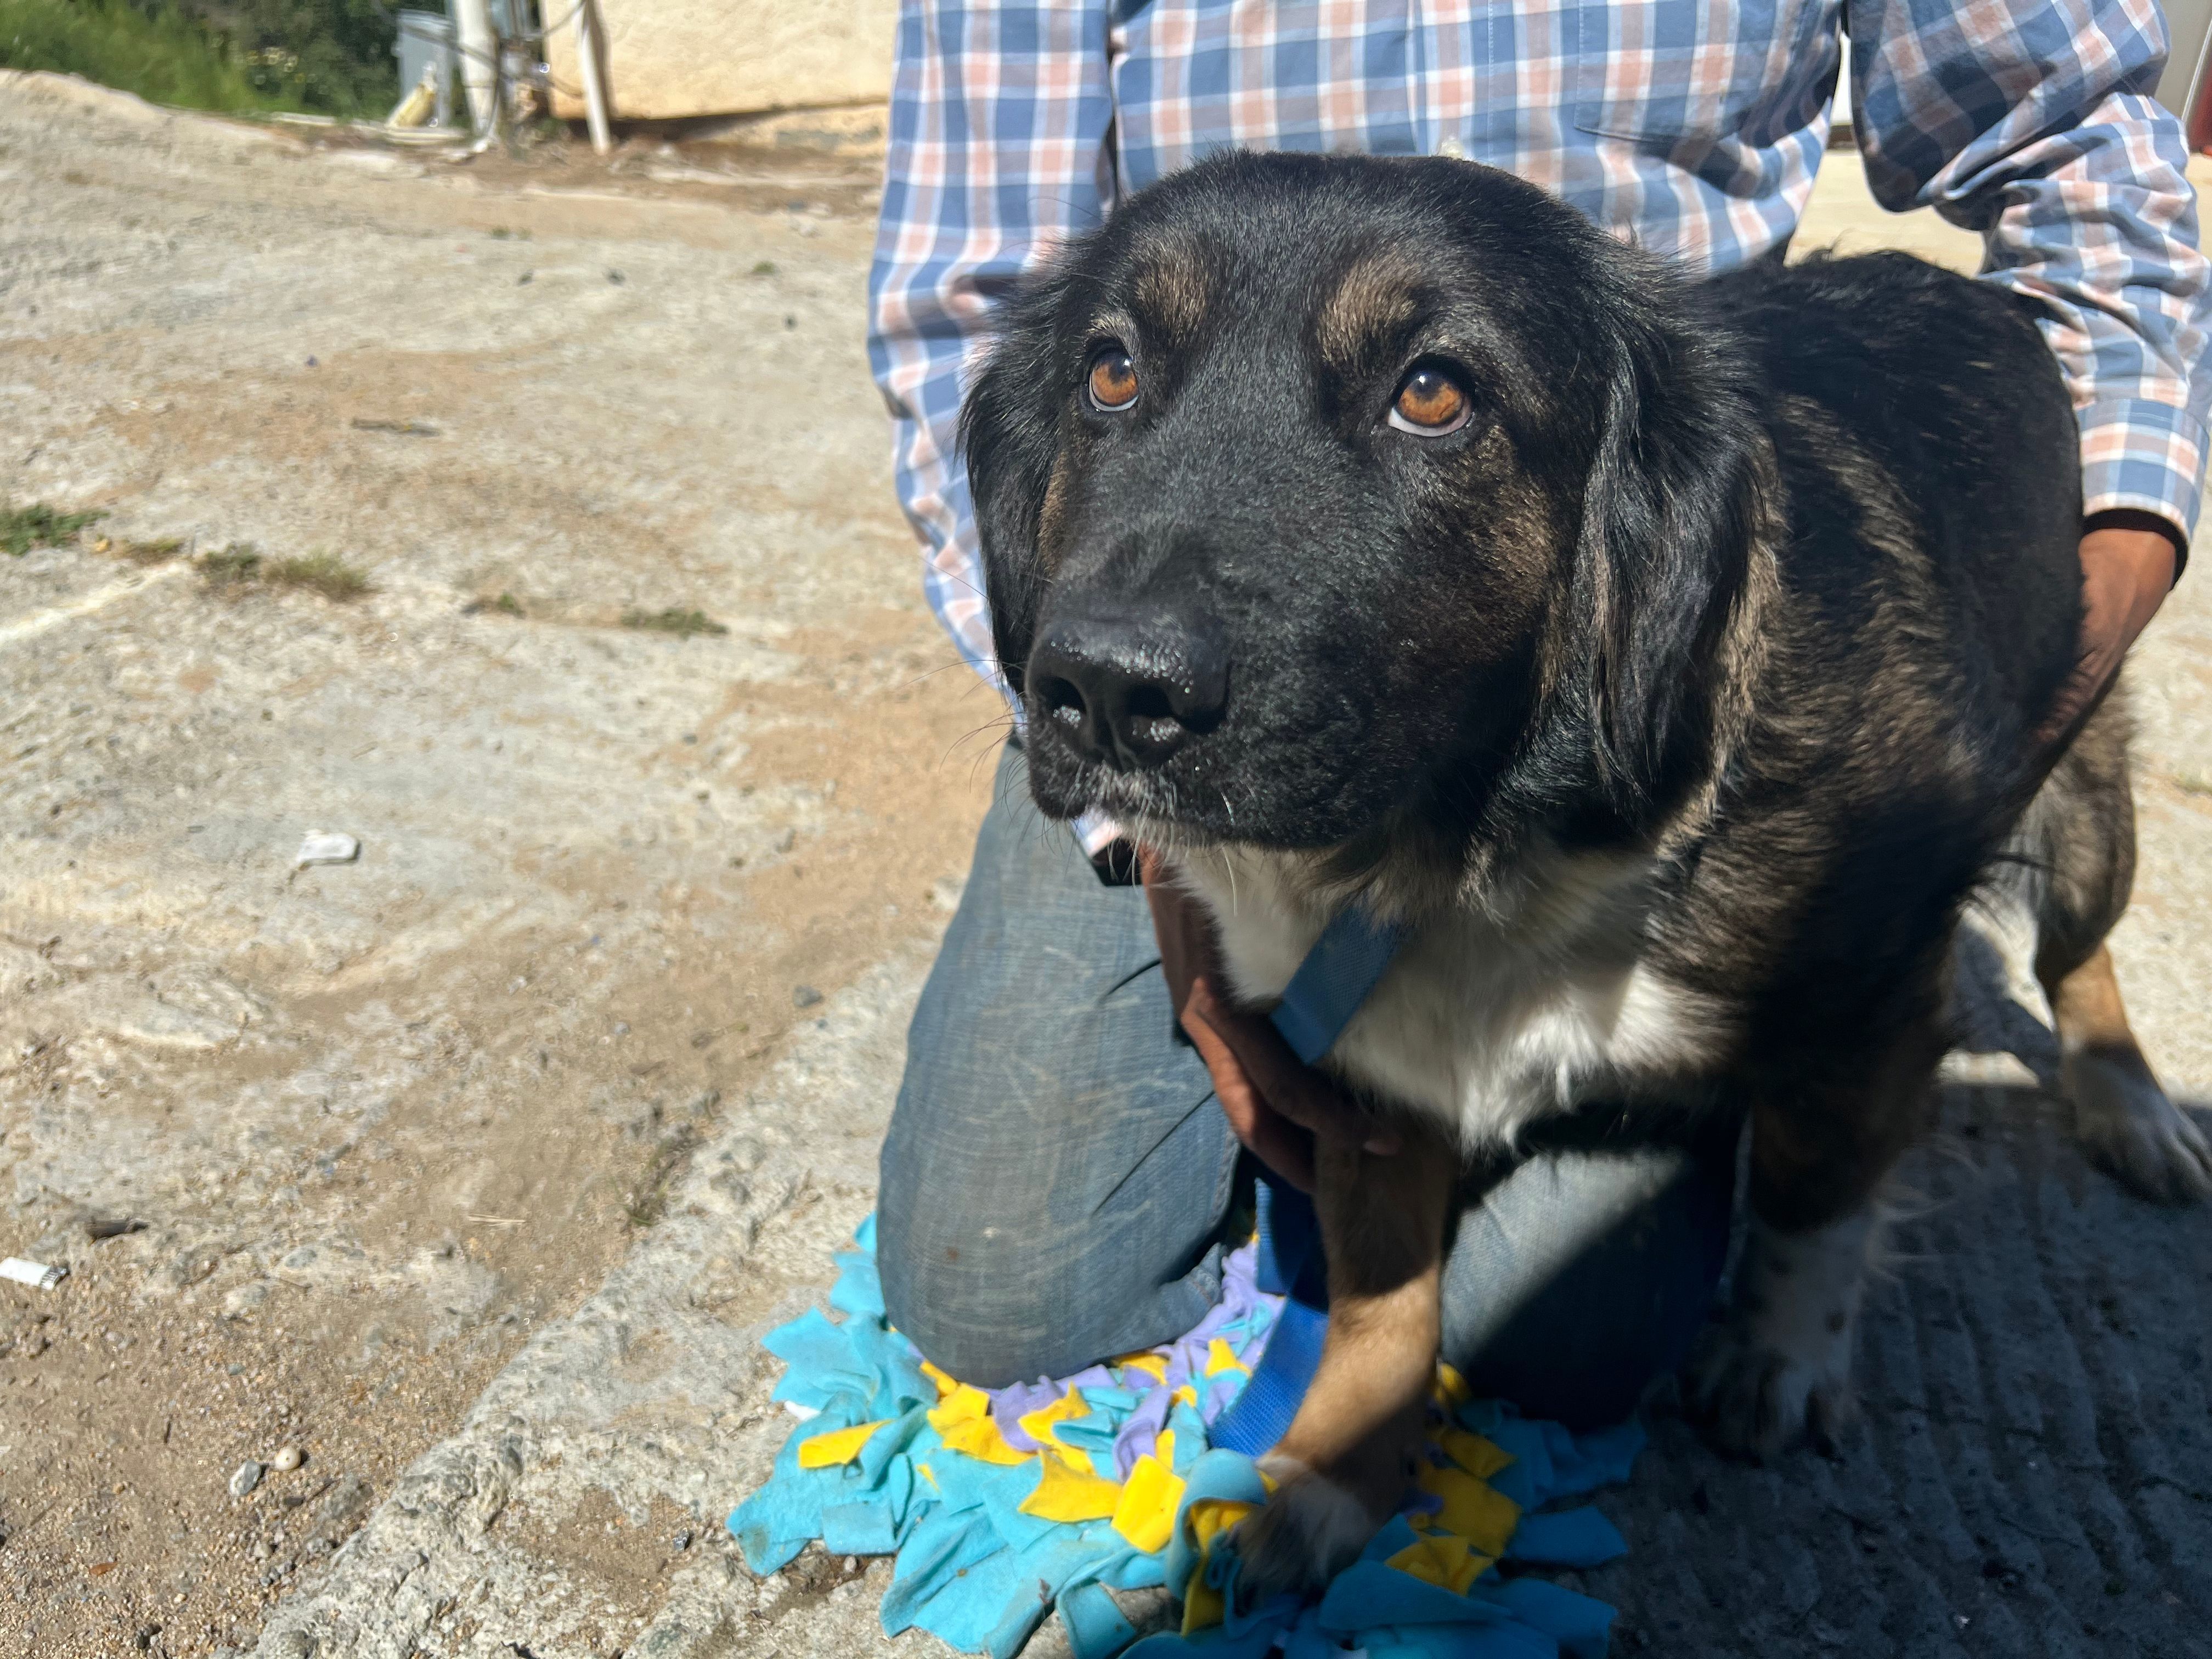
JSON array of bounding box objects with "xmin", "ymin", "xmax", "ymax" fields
[
  {"xmin": 573, "ymin": 0, "xmax": 613, "ymax": 155},
  {"xmin": 453, "ymin": 0, "xmax": 499, "ymax": 138}
]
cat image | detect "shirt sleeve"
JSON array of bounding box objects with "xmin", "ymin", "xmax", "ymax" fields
[
  {"xmin": 866, "ymin": 0, "xmax": 1119, "ymax": 693},
  {"xmin": 1847, "ymin": 0, "xmax": 2212, "ymax": 552}
]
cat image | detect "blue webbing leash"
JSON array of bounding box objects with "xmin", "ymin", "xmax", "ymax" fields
[{"xmin": 1208, "ymin": 904, "xmax": 1406, "ymax": 1456}]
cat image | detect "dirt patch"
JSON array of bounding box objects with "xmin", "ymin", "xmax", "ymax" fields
[{"xmin": 0, "ymin": 78, "xmax": 995, "ymax": 1658}]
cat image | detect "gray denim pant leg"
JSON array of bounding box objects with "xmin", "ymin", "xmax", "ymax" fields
[
  {"xmin": 877, "ymin": 746, "xmax": 1239, "ymax": 1385},
  {"xmin": 879, "ymin": 743, "xmax": 1735, "ymax": 1423}
]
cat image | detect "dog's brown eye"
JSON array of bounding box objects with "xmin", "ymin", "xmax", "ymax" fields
[
  {"xmin": 1087, "ymin": 348, "xmax": 1139, "ymax": 412},
  {"xmin": 1389, "ymin": 366, "xmax": 1470, "ymax": 435}
]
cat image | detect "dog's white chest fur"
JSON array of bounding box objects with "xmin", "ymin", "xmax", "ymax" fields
[{"xmin": 1176, "ymin": 844, "xmax": 1728, "ymax": 1147}]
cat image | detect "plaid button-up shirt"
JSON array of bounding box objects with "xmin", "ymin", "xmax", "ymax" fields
[{"xmin": 868, "ymin": 0, "xmax": 2212, "ymax": 851}]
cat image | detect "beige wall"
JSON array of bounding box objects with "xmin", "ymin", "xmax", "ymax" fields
[{"xmin": 546, "ymin": 0, "xmax": 898, "ymax": 123}]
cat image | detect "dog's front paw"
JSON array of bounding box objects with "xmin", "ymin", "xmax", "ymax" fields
[
  {"xmin": 2068, "ymin": 1050, "xmax": 2212, "ymax": 1205},
  {"xmin": 1227, "ymin": 1455, "xmax": 1380, "ymax": 1607},
  {"xmin": 1685, "ymin": 1314, "xmax": 1858, "ymax": 1460},
  {"xmin": 1685, "ymin": 1209, "xmax": 1872, "ymax": 1460}
]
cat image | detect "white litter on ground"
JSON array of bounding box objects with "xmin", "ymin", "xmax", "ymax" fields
[
  {"xmin": 1, "ymin": 1257, "xmax": 66, "ymax": 1290},
  {"xmin": 295, "ymin": 830, "xmax": 362, "ymax": 867}
]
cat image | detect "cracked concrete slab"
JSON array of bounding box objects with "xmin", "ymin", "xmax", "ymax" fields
[
  {"xmin": 236, "ymin": 890, "xmax": 2212, "ymax": 1659},
  {"xmin": 6, "ymin": 73, "xmax": 2210, "ymax": 1659},
  {"xmin": 246, "ymin": 949, "xmax": 933, "ymax": 1659}
]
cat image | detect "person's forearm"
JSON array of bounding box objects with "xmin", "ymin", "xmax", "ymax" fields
[
  {"xmin": 1848, "ymin": 0, "xmax": 2212, "ymax": 566},
  {"xmin": 2035, "ymin": 513, "xmax": 2180, "ymax": 755}
]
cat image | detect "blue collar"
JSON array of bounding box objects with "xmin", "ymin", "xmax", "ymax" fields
[{"xmin": 1268, "ymin": 902, "xmax": 1406, "ymax": 1063}]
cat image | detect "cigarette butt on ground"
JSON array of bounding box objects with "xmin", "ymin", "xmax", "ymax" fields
[{"xmin": 1, "ymin": 1257, "xmax": 66, "ymax": 1290}]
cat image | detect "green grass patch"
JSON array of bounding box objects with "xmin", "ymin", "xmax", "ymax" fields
[
  {"xmin": 623, "ymin": 606, "xmax": 729, "ymax": 639},
  {"xmin": 0, "ymin": 0, "xmax": 274, "ymax": 114},
  {"xmin": 1, "ymin": 501, "xmax": 104, "ymax": 555},
  {"xmin": 267, "ymin": 550, "xmax": 370, "ymax": 600},
  {"xmin": 0, "ymin": 0, "xmax": 397, "ymax": 117},
  {"xmin": 199, "ymin": 542, "xmax": 263, "ymax": 586},
  {"xmin": 199, "ymin": 544, "xmax": 369, "ymax": 600}
]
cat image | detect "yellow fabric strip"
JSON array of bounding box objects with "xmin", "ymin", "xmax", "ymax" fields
[
  {"xmin": 1204, "ymin": 1338, "xmax": 1248, "ymax": 1378},
  {"xmin": 1018, "ymin": 1456, "xmax": 1125, "ymax": 1523},
  {"xmin": 1017, "ymin": 1387, "xmax": 1096, "ymax": 1474},
  {"xmin": 1432, "ymin": 1362, "xmax": 1473, "ymax": 1411},
  {"xmin": 1387, "ymin": 1532, "xmax": 1492, "ymax": 1596},
  {"xmin": 796, "ymin": 1419, "xmax": 889, "ymax": 1469},
  {"xmin": 1415, "ymin": 1464, "xmax": 1521, "ymax": 1559},
  {"xmin": 1110, "ymin": 1453, "xmax": 1186, "ymax": 1553},
  {"xmin": 918, "ymin": 1359, "xmax": 961, "ymax": 1400},
  {"xmin": 1436, "ymin": 1425, "xmax": 1515, "ymax": 1481},
  {"xmin": 1182, "ymin": 1567, "xmax": 1225, "ymax": 1635},
  {"xmin": 926, "ymin": 1382, "xmax": 991, "ymax": 1431},
  {"xmin": 938, "ymin": 1413, "xmax": 1031, "ymax": 1466},
  {"xmin": 1177, "ymin": 1497, "xmax": 1256, "ymax": 1634}
]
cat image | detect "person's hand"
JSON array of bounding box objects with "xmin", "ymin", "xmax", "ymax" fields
[
  {"xmin": 2035, "ymin": 512, "xmax": 2180, "ymax": 756},
  {"xmin": 1142, "ymin": 848, "xmax": 1399, "ymax": 1192}
]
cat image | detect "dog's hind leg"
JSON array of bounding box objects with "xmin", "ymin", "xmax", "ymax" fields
[
  {"xmin": 1230, "ymin": 1127, "xmax": 1457, "ymax": 1605},
  {"xmin": 2024, "ymin": 684, "xmax": 2211, "ymax": 1203}
]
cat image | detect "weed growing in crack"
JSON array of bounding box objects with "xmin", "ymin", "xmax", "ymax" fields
[
  {"xmin": 2, "ymin": 502, "xmax": 104, "ymax": 555},
  {"xmin": 199, "ymin": 544, "xmax": 370, "ymax": 600},
  {"xmin": 623, "ymin": 607, "xmax": 729, "ymax": 639},
  {"xmin": 267, "ymin": 552, "xmax": 370, "ymax": 600}
]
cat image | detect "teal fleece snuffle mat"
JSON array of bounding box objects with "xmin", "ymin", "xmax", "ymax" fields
[{"xmin": 727, "ymin": 1214, "xmax": 1646, "ymax": 1659}]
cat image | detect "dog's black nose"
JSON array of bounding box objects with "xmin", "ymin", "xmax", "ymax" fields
[{"xmin": 1029, "ymin": 612, "xmax": 1227, "ymax": 769}]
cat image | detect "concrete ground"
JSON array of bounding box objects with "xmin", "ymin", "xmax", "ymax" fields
[{"xmin": 2, "ymin": 71, "xmax": 2208, "ymax": 1659}]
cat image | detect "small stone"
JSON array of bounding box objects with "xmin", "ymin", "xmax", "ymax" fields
[
  {"xmin": 792, "ymin": 985, "xmax": 822, "ymax": 1009},
  {"xmin": 229, "ymin": 1460, "xmax": 264, "ymax": 1497},
  {"xmin": 671, "ymin": 1530, "xmax": 692, "ymax": 1551},
  {"xmin": 269, "ymin": 1446, "xmax": 303, "ymax": 1472}
]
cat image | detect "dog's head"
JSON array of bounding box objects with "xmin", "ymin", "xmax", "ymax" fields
[{"xmin": 964, "ymin": 152, "xmax": 1770, "ymax": 860}]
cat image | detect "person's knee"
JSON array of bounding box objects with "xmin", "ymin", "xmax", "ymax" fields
[
  {"xmin": 878, "ymin": 1202, "xmax": 1069, "ymax": 1385},
  {"xmin": 1445, "ymin": 1135, "xmax": 1735, "ymax": 1428}
]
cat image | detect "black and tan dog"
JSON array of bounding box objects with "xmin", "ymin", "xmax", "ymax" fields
[{"xmin": 961, "ymin": 151, "xmax": 2208, "ymax": 1598}]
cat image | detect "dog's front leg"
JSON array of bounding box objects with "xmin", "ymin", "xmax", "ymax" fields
[
  {"xmin": 1688, "ymin": 1026, "xmax": 1935, "ymax": 1459},
  {"xmin": 1231, "ymin": 1126, "xmax": 1457, "ymax": 1602}
]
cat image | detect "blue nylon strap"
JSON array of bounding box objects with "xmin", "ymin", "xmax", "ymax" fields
[
  {"xmin": 1207, "ymin": 904, "xmax": 1404, "ymax": 1455},
  {"xmin": 1267, "ymin": 905, "xmax": 1407, "ymax": 1065}
]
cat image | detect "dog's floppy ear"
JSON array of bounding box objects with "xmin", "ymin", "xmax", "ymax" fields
[
  {"xmin": 958, "ymin": 270, "xmax": 1074, "ymax": 698},
  {"xmin": 1573, "ymin": 284, "xmax": 1769, "ymax": 809}
]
